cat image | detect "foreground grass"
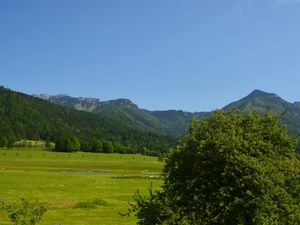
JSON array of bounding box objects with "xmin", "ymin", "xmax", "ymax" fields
[{"xmin": 0, "ymin": 149, "xmax": 164, "ymax": 225}]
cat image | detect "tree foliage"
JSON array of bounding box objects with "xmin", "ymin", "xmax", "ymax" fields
[
  {"xmin": 0, "ymin": 198, "xmax": 48, "ymax": 225},
  {"xmin": 55, "ymin": 134, "xmax": 81, "ymax": 152},
  {"xmin": 130, "ymin": 110, "xmax": 300, "ymax": 225}
]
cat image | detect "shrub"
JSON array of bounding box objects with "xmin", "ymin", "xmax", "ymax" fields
[
  {"xmin": 74, "ymin": 198, "xmax": 107, "ymax": 209},
  {"xmin": 1, "ymin": 198, "xmax": 48, "ymax": 225}
]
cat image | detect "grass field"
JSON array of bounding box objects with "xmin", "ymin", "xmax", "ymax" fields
[{"xmin": 0, "ymin": 149, "xmax": 164, "ymax": 225}]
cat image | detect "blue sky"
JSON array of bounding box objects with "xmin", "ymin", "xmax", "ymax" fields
[{"xmin": 1, "ymin": 0, "xmax": 300, "ymax": 111}]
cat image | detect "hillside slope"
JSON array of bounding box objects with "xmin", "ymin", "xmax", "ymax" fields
[
  {"xmin": 0, "ymin": 87, "xmax": 176, "ymax": 152},
  {"xmin": 39, "ymin": 94, "xmax": 208, "ymax": 136},
  {"xmin": 224, "ymin": 89, "xmax": 300, "ymax": 135}
]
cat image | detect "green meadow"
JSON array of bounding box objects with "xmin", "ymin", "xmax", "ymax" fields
[{"xmin": 0, "ymin": 149, "xmax": 164, "ymax": 225}]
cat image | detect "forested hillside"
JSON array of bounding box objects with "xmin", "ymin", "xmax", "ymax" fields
[
  {"xmin": 3, "ymin": 87, "xmax": 300, "ymax": 154},
  {"xmin": 224, "ymin": 89, "xmax": 300, "ymax": 135},
  {"xmin": 41, "ymin": 93, "xmax": 208, "ymax": 136},
  {"xmin": 0, "ymin": 87, "xmax": 176, "ymax": 154}
]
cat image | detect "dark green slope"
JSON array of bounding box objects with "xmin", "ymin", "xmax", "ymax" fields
[
  {"xmin": 224, "ymin": 89, "xmax": 289, "ymax": 112},
  {"xmin": 46, "ymin": 94, "xmax": 207, "ymax": 136},
  {"xmin": 93, "ymin": 99, "xmax": 167, "ymax": 133},
  {"xmin": 94, "ymin": 103, "xmax": 208, "ymax": 137},
  {"xmin": 0, "ymin": 87, "xmax": 176, "ymax": 151},
  {"xmin": 47, "ymin": 94, "xmax": 184, "ymax": 136},
  {"xmin": 46, "ymin": 95, "xmax": 166, "ymax": 133},
  {"xmin": 149, "ymin": 110, "xmax": 209, "ymax": 136},
  {"xmin": 224, "ymin": 89, "xmax": 300, "ymax": 135}
]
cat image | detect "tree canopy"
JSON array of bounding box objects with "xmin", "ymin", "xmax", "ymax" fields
[
  {"xmin": 131, "ymin": 110, "xmax": 300, "ymax": 225},
  {"xmin": 55, "ymin": 134, "xmax": 81, "ymax": 152}
]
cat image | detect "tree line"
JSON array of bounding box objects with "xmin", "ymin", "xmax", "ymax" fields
[{"xmin": 54, "ymin": 134, "xmax": 161, "ymax": 155}]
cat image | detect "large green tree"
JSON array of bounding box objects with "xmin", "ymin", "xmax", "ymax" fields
[
  {"xmin": 131, "ymin": 110, "xmax": 300, "ymax": 225},
  {"xmin": 55, "ymin": 134, "xmax": 80, "ymax": 152}
]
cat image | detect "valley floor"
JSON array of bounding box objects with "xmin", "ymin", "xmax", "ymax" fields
[{"xmin": 0, "ymin": 150, "xmax": 163, "ymax": 225}]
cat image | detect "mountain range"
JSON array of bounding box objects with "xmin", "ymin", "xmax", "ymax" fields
[
  {"xmin": 1, "ymin": 86, "xmax": 300, "ymax": 153},
  {"xmin": 33, "ymin": 93, "xmax": 208, "ymax": 137},
  {"xmin": 35, "ymin": 89, "xmax": 300, "ymax": 137}
]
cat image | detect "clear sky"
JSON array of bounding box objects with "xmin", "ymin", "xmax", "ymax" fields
[{"xmin": 1, "ymin": 0, "xmax": 300, "ymax": 111}]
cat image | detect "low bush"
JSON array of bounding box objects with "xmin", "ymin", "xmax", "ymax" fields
[{"xmin": 74, "ymin": 198, "xmax": 107, "ymax": 209}]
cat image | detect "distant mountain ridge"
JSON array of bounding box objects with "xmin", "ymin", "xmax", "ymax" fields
[
  {"xmin": 33, "ymin": 93, "xmax": 207, "ymax": 136},
  {"xmin": 33, "ymin": 94, "xmax": 102, "ymax": 112},
  {"xmin": 224, "ymin": 89, "xmax": 300, "ymax": 136},
  {"xmin": 36, "ymin": 89, "xmax": 300, "ymax": 138},
  {"xmin": 224, "ymin": 89, "xmax": 288, "ymax": 111}
]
